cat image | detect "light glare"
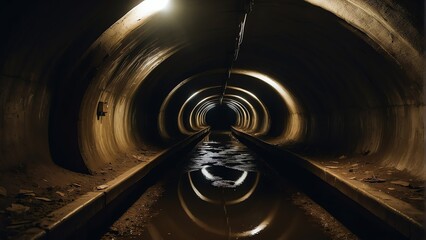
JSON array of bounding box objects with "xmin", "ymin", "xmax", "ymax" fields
[
  {"xmin": 201, "ymin": 166, "xmax": 219, "ymax": 181},
  {"xmin": 143, "ymin": 0, "xmax": 170, "ymax": 12}
]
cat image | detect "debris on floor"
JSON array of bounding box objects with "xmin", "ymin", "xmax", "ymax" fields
[
  {"xmin": 18, "ymin": 189, "xmax": 34, "ymax": 196},
  {"xmin": 6, "ymin": 204, "xmax": 30, "ymax": 214},
  {"xmin": 132, "ymin": 154, "xmax": 145, "ymax": 161},
  {"xmin": 71, "ymin": 183, "xmax": 82, "ymax": 188},
  {"xmin": 304, "ymin": 155, "xmax": 424, "ymax": 212},
  {"xmin": 362, "ymin": 176, "xmax": 386, "ymax": 183},
  {"xmin": 101, "ymin": 183, "xmax": 164, "ymax": 240},
  {"xmin": 326, "ymin": 166, "xmax": 340, "ymax": 169},
  {"xmin": 34, "ymin": 197, "xmax": 52, "ymax": 202},
  {"xmin": 0, "ymin": 146, "xmax": 161, "ymax": 239},
  {"xmin": 292, "ymin": 192, "xmax": 357, "ymax": 240},
  {"xmin": 55, "ymin": 191, "xmax": 65, "ymax": 197},
  {"xmin": 96, "ymin": 184, "xmax": 109, "ymax": 190},
  {"xmin": 390, "ymin": 180, "xmax": 410, "ymax": 187}
]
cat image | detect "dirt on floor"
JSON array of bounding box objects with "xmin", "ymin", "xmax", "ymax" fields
[
  {"xmin": 291, "ymin": 191, "xmax": 358, "ymax": 240},
  {"xmin": 306, "ymin": 155, "xmax": 425, "ymax": 212},
  {"xmin": 0, "ymin": 147, "xmax": 161, "ymax": 239},
  {"xmin": 101, "ymin": 182, "xmax": 164, "ymax": 239}
]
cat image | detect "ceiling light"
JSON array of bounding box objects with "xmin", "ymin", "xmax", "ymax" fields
[{"xmin": 143, "ymin": 0, "xmax": 170, "ymax": 12}]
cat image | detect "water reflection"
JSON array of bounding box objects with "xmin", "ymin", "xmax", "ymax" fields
[
  {"xmin": 141, "ymin": 132, "xmax": 329, "ymax": 240},
  {"xmin": 178, "ymin": 169, "xmax": 277, "ymax": 238},
  {"xmin": 187, "ymin": 168, "xmax": 259, "ymax": 204}
]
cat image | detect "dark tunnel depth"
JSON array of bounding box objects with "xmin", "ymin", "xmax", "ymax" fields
[{"xmin": 205, "ymin": 105, "xmax": 237, "ymax": 130}]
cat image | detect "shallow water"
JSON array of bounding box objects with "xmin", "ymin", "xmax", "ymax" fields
[{"xmin": 140, "ymin": 132, "xmax": 330, "ymax": 240}]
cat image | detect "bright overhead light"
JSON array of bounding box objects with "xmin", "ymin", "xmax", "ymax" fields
[{"xmin": 143, "ymin": 0, "xmax": 170, "ymax": 12}]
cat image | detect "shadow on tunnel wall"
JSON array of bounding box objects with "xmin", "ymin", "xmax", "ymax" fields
[{"xmin": 48, "ymin": 56, "xmax": 99, "ymax": 174}]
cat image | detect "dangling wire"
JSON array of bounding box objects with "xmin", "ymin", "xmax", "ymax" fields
[{"xmin": 219, "ymin": 0, "xmax": 254, "ymax": 105}]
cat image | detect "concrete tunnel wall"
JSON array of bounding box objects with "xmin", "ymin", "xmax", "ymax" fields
[{"xmin": 0, "ymin": 0, "xmax": 424, "ymax": 178}]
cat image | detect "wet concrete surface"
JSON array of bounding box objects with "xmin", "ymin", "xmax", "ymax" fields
[{"xmin": 133, "ymin": 132, "xmax": 335, "ymax": 240}]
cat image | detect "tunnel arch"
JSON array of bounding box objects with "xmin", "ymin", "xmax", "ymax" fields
[
  {"xmin": 175, "ymin": 84, "xmax": 272, "ymax": 137},
  {"xmin": 0, "ymin": 0, "xmax": 424, "ymax": 178}
]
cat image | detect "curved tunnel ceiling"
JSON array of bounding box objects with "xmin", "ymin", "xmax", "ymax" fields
[{"xmin": 0, "ymin": 0, "xmax": 424, "ymax": 178}]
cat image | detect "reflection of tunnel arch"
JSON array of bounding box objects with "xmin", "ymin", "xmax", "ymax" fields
[
  {"xmin": 1, "ymin": 0, "xmax": 424, "ymax": 178},
  {"xmin": 188, "ymin": 168, "xmax": 260, "ymax": 205},
  {"xmin": 178, "ymin": 170, "xmax": 280, "ymax": 238}
]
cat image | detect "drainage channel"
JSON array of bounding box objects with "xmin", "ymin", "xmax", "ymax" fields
[{"xmin": 101, "ymin": 131, "xmax": 355, "ymax": 240}]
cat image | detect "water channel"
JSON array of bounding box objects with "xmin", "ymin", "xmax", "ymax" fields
[{"xmin": 138, "ymin": 131, "xmax": 330, "ymax": 239}]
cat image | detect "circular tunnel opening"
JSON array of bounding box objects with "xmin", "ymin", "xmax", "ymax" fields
[
  {"xmin": 1, "ymin": 0, "xmax": 423, "ymax": 180},
  {"xmin": 205, "ymin": 104, "xmax": 237, "ymax": 130}
]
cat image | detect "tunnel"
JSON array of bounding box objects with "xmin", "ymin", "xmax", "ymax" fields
[{"xmin": 0, "ymin": 0, "xmax": 424, "ymax": 239}]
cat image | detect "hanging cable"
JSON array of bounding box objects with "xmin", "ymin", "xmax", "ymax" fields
[{"xmin": 219, "ymin": 0, "xmax": 254, "ymax": 105}]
